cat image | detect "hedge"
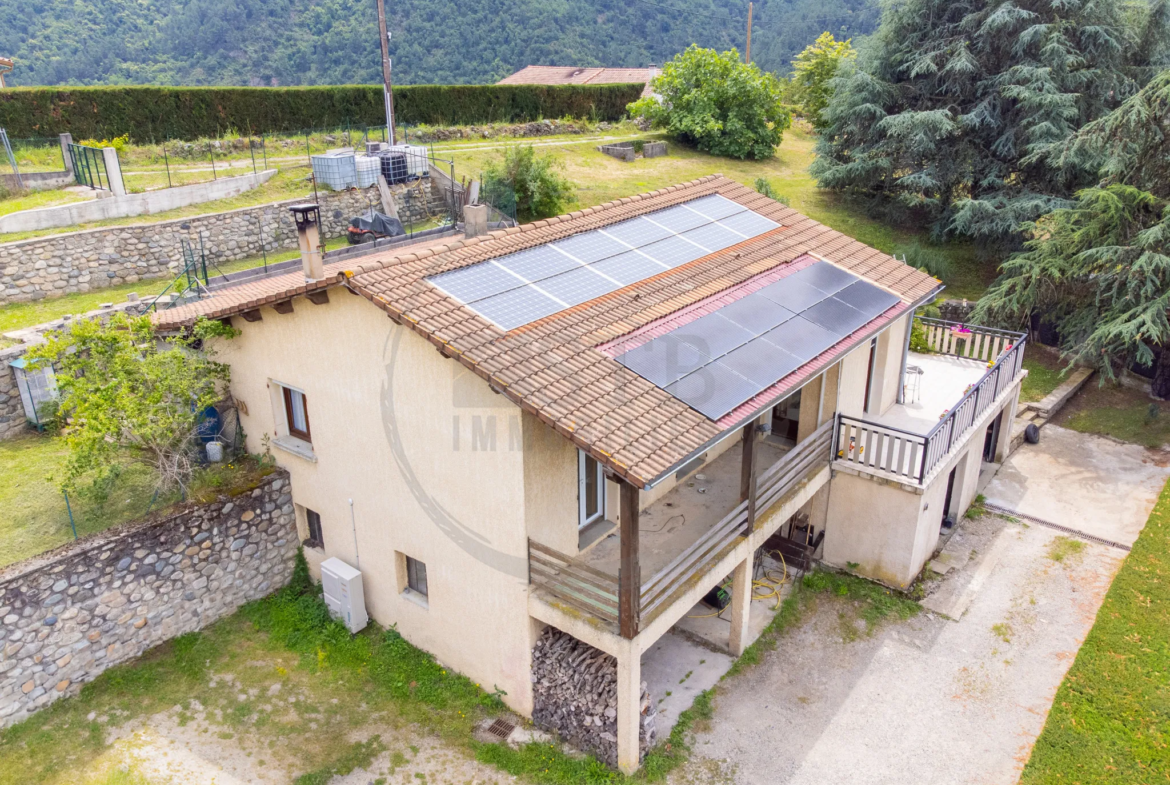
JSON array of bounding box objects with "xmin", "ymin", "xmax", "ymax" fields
[{"xmin": 0, "ymin": 83, "xmax": 645, "ymax": 141}]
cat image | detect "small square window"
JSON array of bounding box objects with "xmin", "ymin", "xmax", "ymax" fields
[
  {"xmin": 282, "ymin": 386, "xmax": 311, "ymax": 442},
  {"xmin": 304, "ymin": 508, "xmax": 323, "ymax": 549},
  {"xmin": 406, "ymin": 556, "xmax": 428, "ymax": 597}
]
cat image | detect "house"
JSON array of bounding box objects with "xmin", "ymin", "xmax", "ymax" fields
[
  {"xmin": 0, "ymin": 57, "xmax": 12, "ymax": 89},
  {"xmin": 497, "ymin": 65, "xmax": 659, "ymax": 98},
  {"xmin": 153, "ymin": 175, "xmax": 1025, "ymax": 773}
]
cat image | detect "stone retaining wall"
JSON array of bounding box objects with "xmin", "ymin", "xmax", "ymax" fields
[
  {"xmin": 0, "ymin": 177, "xmax": 447, "ymax": 306},
  {"xmin": 0, "ymin": 346, "xmax": 26, "ymax": 441},
  {"xmin": 0, "ymin": 469, "xmax": 296, "ymax": 726}
]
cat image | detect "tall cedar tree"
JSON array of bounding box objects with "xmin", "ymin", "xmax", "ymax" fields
[
  {"xmin": 811, "ymin": 0, "xmax": 1168, "ymax": 247},
  {"xmin": 973, "ymin": 72, "xmax": 1170, "ymax": 396}
]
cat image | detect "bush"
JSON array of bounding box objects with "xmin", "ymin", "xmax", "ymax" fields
[
  {"xmin": 629, "ymin": 45, "xmax": 791, "ymax": 160},
  {"xmin": 480, "ymin": 145, "xmax": 575, "ymax": 223},
  {"xmin": 0, "ymin": 84, "xmax": 644, "ymax": 141},
  {"xmin": 754, "ymin": 177, "xmax": 789, "ymax": 205}
]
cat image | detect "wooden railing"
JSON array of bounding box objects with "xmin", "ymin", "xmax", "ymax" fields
[
  {"xmin": 528, "ymin": 540, "xmax": 619, "ymax": 625},
  {"xmin": 637, "ymin": 419, "xmax": 834, "ymax": 625},
  {"xmin": 836, "ymin": 319, "xmax": 1027, "ymax": 484}
]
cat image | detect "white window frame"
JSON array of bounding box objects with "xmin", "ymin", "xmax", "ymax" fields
[{"xmin": 578, "ymin": 450, "xmax": 607, "ymax": 530}]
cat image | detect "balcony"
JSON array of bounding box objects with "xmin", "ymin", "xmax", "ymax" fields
[
  {"xmin": 834, "ymin": 317, "xmax": 1026, "ymax": 485},
  {"xmin": 528, "ymin": 419, "xmax": 835, "ymax": 635}
]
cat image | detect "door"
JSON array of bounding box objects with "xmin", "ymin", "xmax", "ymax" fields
[
  {"xmin": 983, "ymin": 412, "xmax": 1003, "ymax": 462},
  {"xmin": 942, "ymin": 467, "xmax": 957, "ymax": 528}
]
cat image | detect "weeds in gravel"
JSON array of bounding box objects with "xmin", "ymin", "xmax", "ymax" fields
[
  {"xmin": 293, "ymin": 736, "xmax": 387, "ymax": 785},
  {"xmin": 1047, "ymin": 536, "xmax": 1086, "ymax": 563}
]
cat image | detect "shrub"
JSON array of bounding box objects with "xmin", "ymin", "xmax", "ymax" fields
[
  {"xmin": 754, "ymin": 177, "xmax": 790, "ymax": 205},
  {"xmin": 480, "ymin": 145, "xmax": 575, "ymax": 223},
  {"xmin": 0, "ymin": 84, "xmax": 644, "ymax": 141},
  {"xmin": 788, "ymin": 33, "xmax": 855, "ymax": 131},
  {"xmin": 629, "ymin": 45, "xmax": 791, "ymax": 160}
]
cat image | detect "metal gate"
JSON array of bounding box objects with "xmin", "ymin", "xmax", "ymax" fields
[{"xmin": 68, "ymin": 143, "xmax": 113, "ymax": 190}]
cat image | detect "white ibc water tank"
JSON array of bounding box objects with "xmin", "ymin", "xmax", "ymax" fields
[
  {"xmin": 355, "ymin": 155, "xmax": 381, "ymax": 188},
  {"xmin": 320, "ymin": 557, "xmax": 368, "ymax": 633},
  {"xmin": 385, "ymin": 144, "xmax": 430, "ymax": 177}
]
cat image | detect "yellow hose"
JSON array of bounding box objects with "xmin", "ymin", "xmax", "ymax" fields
[{"xmin": 685, "ymin": 549, "xmax": 789, "ymax": 617}]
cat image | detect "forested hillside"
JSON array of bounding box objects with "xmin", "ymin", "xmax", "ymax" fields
[{"xmin": 0, "ymin": 0, "xmax": 876, "ymax": 87}]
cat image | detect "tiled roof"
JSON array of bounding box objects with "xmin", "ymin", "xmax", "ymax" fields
[
  {"xmin": 497, "ymin": 65, "xmax": 658, "ymax": 97},
  {"xmin": 155, "ymin": 176, "xmax": 940, "ymax": 489}
]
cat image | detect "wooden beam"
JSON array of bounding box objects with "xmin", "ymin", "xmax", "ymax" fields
[
  {"xmin": 241, "ymin": 309, "xmax": 262, "ymax": 322},
  {"xmin": 307, "ymin": 290, "xmax": 330, "ymax": 305},
  {"xmin": 618, "ymin": 480, "xmax": 641, "ymax": 639},
  {"xmin": 740, "ymin": 420, "xmax": 758, "ymax": 534},
  {"xmin": 273, "ymin": 300, "xmax": 294, "ymax": 315}
]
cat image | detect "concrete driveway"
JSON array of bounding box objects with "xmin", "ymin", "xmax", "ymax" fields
[
  {"xmin": 669, "ymin": 427, "xmax": 1167, "ymax": 785},
  {"xmin": 982, "ymin": 424, "xmax": 1170, "ymax": 546}
]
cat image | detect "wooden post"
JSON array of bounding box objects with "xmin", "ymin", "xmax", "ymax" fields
[
  {"xmin": 740, "ymin": 420, "xmax": 758, "ymax": 533},
  {"xmin": 619, "ymin": 480, "xmax": 641, "ymax": 639}
]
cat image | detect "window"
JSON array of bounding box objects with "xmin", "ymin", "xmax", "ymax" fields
[
  {"xmin": 578, "ymin": 450, "xmax": 606, "ymax": 529},
  {"xmin": 282, "ymin": 386, "xmax": 311, "ymax": 441},
  {"xmin": 406, "ymin": 556, "xmax": 428, "ymax": 597},
  {"xmin": 304, "ymin": 508, "xmax": 323, "ymax": 549}
]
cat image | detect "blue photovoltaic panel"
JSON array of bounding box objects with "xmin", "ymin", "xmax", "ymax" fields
[
  {"xmin": 552, "ymin": 231, "xmax": 630, "ymax": 264},
  {"xmin": 472, "ymin": 285, "xmax": 564, "ymax": 331},
  {"xmin": 666, "ymin": 362, "xmax": 765, "ymax": 420},
  {"xmin": 429, "ymin": 263, "xmax": 522, "ymax": 303},
  {"xmin": 718, "ymin": 339, "xmax": 804, "ymax": 388},
  {"xmin": 536, "ymin": 266, "xmax": 616, "ymax": 307},
  {"xmin": 715, "ymin": 293, "xmax": 795, "ymax": 334},
  {"xmin": 675, "ymin": 312, "xmax": 755, "ymax": 358},
  {"xmin": 681, "ymin": 222, "xmax": 745, "ymax": 253},
  {"xmin": 600, "ymin": 217, "xmax": 674, "ymax": 247},
  {"xmin": 833, "ymin": 280, "xmax": 901, "ymax": 317},
  {"xmin": 591, "ymin": 251, "xmax": 670, "ymax": 286},
  {"xmin": 640, "ymin": 235, "xmax": 709, "ymax": 268},
  {"xmin": 761, "ymin": 316, "xmax": 842, "ymax": 360},
  {"xmin": 496, "ymin": 245, "xmax": 581, "ymax": 281},
  {"xmin": 755, "ymin": 278, "xmax": 831, "ymax": 312},
  {"xmin": 800, "ymin": 296, "xmax": 872, "ymax": 338},
  {"xmin": 686, "ymin": 194, "xmax": 748, "ymax": 221},
  {"xmin": 646, "ymin": 204, "xmax": 711, "ymax": 233},
  {"xmin": 615, "ymin": 335, "xmax": 713, "ymax": 387},
  {"xmin": 718, "ymin": 210, "xmax": 781, "ymax": 237},
  {"xmin": 788, "ymin": 261, "xmax": 859, "ymax": 295}
]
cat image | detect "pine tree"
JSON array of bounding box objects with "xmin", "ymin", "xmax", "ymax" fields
[
  {"xmin": 811, "ymin": 0, "xmax": 1168, "ymax": 247},
  {"xmin": 973, "ymin": 72, "xmax": 1170, "ymax": 396}
]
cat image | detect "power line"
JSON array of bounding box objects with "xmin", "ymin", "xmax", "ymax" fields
[{"xmin": 626, "ymin": 0, "xmax": 874, "ymax": 26}]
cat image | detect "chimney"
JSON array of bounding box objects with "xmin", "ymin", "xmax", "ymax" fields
[
  {"xmin": 463, "ymin": 203, "xmax": 488, "ymax": 239},
  {"xmin": 289, "ymin": 203, "xmax": 324, "ymax": 281}
]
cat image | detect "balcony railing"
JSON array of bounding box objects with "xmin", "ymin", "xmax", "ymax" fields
[
  {"xmin": 836, "ymin": 318, "xmax": 1027, "ymax": 484},
  {"xmin": 528, "ymin": 418, "xmax": 835, "ymax": 632}
]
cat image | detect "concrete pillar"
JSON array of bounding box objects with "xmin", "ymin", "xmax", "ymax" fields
[
  {"xmin": 616, "ymin": 643, "xmax": 642, "ymax": 774},
  {"xmin": 101, "ymin": 146, "xmax": 125, "ymax": 197},
  {"xmin": 59, "ymin": 133, "xmax": 73, "ymax": 176},
  {"xmin": 464, "ymin": 203, "xmax": 488, "ymax": 238},
  {"xmin": 728, "ymin": 556, "xmax": 753, "ymax": 656}
]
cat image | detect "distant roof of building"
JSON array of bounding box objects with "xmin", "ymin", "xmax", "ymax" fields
[
  {"xmin": 155, "ymin": 176, "xmax": 941, "ymax": 489},
  {"xmin": 497, "ymin": 65, "xmax": 658, "ymax": 98}
]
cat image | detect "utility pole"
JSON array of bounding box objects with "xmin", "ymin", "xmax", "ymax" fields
[
  {"xmin": 376, "ymin": 0, "xmax": 396, "ymax": 144},
  {"xmin": 746, "ymin": 2, "xmax": 753, "ymax": 64}
]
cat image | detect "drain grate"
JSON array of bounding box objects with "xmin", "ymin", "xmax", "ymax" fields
[
  {"xmin": 487, "ymin": 718, "xmax": 515, "ymax": 740},
  {"xmin": 983, "ymin": 503, "xmax": 1131, "ymax": 552}
]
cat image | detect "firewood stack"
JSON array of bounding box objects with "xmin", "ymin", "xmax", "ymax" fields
[{"xmin": 530, "ymin": 626, "xmax": 657, "ymax": 766}]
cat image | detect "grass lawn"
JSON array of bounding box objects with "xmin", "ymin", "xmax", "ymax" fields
[
  {"xmin": 445, "ymin": 127, "xmax": 998, "ymax": 301},
  {"xmin": 1020, "ymin": 478, "xmax": 1170, "ymax": 783},
  {"xmin": 1053, "ymin": 379, "xmax": 1170, "ymax": 449},
  {"xmin": 0, "ymin": 188, "xmax": 88, "ymax": 219},
  {"xmin": 1021, "ymin": 344, "xmax": 1068, "ymax": 403},
  {"xmin": 0, "ymin": 235, "xmax": 351, "ymax": 334},
  {"xmin": 0, "ymin": 433, "xmax": 162, "ymax": 568}
]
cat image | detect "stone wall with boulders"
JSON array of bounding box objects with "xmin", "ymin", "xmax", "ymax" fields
[
  {"xmin": 531, "ymin": 626, "xmax": 656, "ymax": 767},
  {"xmin": 0, "ymin": 177, "xmax": 447, "ymax": 306},
  {"xmin": 0, "ymin": 347, "xmax": 26, "ymax": 441},
  {"xmin": 937, "ymin": 299, "xmax": 977, "ymax": 324},
  {"xmin": 0, "ymin": 469, "xmax": 296, "ymax": 727}
]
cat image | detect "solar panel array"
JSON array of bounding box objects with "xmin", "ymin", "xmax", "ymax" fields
[
  {"xmin": 615, "ymin": 261, "xmax": 902, "ymax": 420},
  {"xmin": 427, "ymin": 194, "xmax": 781, "ymax": 330}
]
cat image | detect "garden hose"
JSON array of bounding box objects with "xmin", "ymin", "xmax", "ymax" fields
[{"xmin": 685, "ymin": 549, "xmax": 789, "ymax": 618}]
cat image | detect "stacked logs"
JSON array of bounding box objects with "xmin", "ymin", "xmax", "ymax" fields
[{"xmin": 530, "ymin": 626, "xmax": 656, "ymax": 767}]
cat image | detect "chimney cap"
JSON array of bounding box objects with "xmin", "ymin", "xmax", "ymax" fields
[{"xmin": 288, "ymin": 203, "xmax": 321, "ymax": 230}]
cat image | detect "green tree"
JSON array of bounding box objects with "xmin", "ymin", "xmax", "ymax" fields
[
  {"xmin": 629, "ymin": 45, "xmax": 791, "ymax": 160},
  {"xmin": 25, "ymin": 314, "xmax": 238, "ymax": 494},
  {"xmin": 480, "ymin": 144, "xmax": 575, "ymax": 223},
  {"xmin": 811, "ymin": 0, "xmax": 1168, "ymax": 247},
  {"xmin": 788, "ymin": 32, "xmax": 855, "ymax": 131},
  {"xmin": 973, "ymin": 72, "xmax": 1170, "ymax": 396}
]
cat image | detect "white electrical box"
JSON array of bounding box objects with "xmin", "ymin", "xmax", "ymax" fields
[{"xmin": 320, "ymin": 557, "xmax": 368, "ymax": 634}]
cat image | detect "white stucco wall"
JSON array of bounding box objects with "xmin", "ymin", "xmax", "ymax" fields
[{"xmin": 215, "ymin": 291, "xmax": 537, "ymax": 714}]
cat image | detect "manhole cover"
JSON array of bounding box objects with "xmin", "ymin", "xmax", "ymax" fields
[{"xmin": 487, "ymin": 718, "xmax": 515, "ymax": 740}]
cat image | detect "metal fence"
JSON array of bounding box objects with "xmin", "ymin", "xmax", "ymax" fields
[{"xmin": 68, "ymin": 142, "xmax": 115, "ymax": 190}]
